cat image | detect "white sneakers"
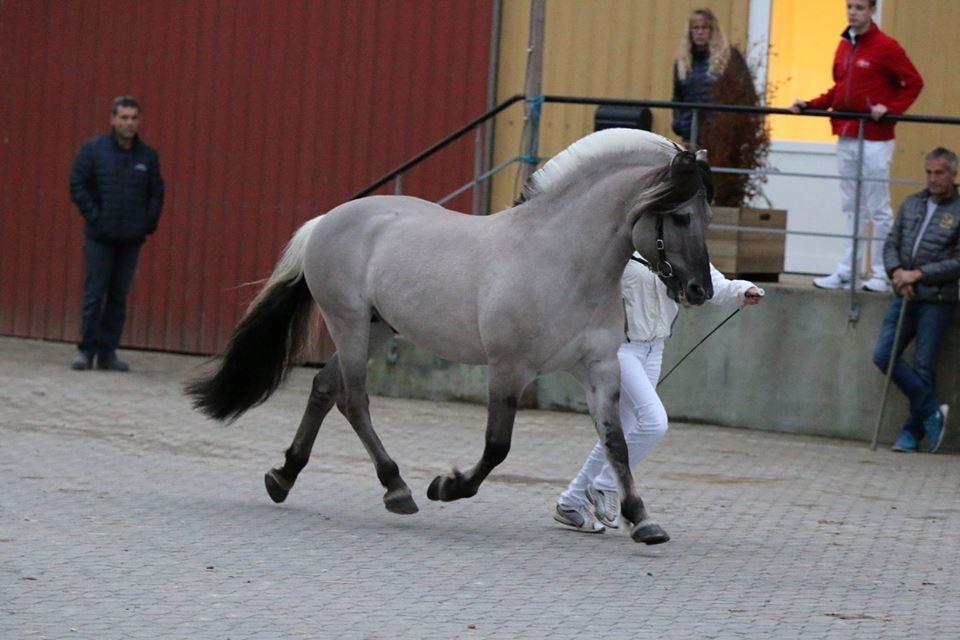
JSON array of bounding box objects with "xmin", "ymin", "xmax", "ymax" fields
[
  {"xmin": 813, "ymin": 272, "xmax": 890, "ymax": 293},
  {"xmin": 862, "ymin": 277, "xmax": 891, "ymax": 293},
  {"xmin": 553, "ymin": 504, "xmax": 606, "ymax": 533},
  {"xmin": 585, "ymin": 485, "xmax": 621, "ymax": 529},
  {"xmin": 812, "ymin": 273, "xmax": 851, "ymax": 289}
]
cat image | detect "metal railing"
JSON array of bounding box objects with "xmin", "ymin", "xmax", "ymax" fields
[{"xmin": 352, "ymin": 93, "xmax": 960, "ymax": 321}]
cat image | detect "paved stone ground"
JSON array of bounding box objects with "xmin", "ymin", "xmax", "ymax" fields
[{"xmin": 2, "ymin": 336, "xmax": 958, "ymax": 639}]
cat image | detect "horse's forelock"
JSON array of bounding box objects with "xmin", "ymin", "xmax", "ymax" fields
[{"xmin": 627, "ymin": 152, "xmax": 711, "ymax": 224}]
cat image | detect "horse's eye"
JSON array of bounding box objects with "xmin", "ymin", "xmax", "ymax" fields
[{"xmin": 671, "ymin": 213, "xmax": 691, "ymax": 227}]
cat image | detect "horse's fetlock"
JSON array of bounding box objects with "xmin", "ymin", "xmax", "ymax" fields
[{"xmin": 283, "ymin": 449, "xmax": 308, "ymax": 476}]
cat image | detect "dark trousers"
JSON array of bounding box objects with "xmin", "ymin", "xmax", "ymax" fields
[
  {"xmin": 872, "ymin": 297, "xmax": 956, "ymax": 437},
  {"xmin": 79, "ymin": 236, "xmax": 141, "ymax": 358}
]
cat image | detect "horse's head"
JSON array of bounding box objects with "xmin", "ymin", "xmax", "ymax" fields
[{"xmin": 629, "ymin": 150, "xmax": 714, "ymax": 305}]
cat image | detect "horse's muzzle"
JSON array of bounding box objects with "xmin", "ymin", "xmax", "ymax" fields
[{"xmin": 684, "ymin": 281, "xmax": 709, "ymax": 306}]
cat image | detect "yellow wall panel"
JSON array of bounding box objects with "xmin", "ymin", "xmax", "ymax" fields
[
  {"xmin": 883, "ymin": 0, "xmax": 960, "ymax": 206},
  {"xmin": 491, "ymin": 0, "xmax": 752, "ymax": 211},
  {"xmin": 766, "ymin": 0, "xmax": 846, "ymax": 142}
]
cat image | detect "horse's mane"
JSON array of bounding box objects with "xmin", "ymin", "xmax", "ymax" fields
[{"xmin": 516, "ymin": 128, "xmax": 683, "ymax": 204}]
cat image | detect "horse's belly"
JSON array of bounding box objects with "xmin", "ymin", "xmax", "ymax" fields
[{"xmin": 374, "ymin": 302, "xmax": 488, "ymax": 366}]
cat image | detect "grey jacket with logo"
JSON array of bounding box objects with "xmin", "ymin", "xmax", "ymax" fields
[{"xmin": 883, "ymin": 187, "xmax": 960, "ymax": 302}]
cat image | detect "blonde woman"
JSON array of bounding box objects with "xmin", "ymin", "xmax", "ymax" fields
[{"xmin": 671, "ymin": 8, "xmax": 752, "ymax": 145}]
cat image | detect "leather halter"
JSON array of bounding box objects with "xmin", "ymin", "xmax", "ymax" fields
[{"xmin": 654, "ymin": 216, "xmax": 674, "ymax": 280}]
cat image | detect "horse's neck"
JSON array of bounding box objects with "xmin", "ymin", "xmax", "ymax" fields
[{"xmin": 531, "ymin": 172, "xmax": 637, "ymax": 285}]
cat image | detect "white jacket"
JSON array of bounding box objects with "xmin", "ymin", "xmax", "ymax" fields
[{"xmin": 622, "ymin": 253, "xmax": 755, "ymax": 343}]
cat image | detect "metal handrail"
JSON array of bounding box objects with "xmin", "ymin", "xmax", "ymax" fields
[{"xmin": 541, "ymin": 94, "xmax": 960, "ymax": 126}]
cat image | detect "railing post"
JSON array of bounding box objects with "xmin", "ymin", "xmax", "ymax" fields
[
  {"xmin": 517, "ymin": 0, "xmax": 546, "ymax": 187},
  {"xmin": 848, "ymin": 119, "xmax": 866, "ymax": 322},
  {"xmin": 393, "ymin": 174, "xmax": 403, "ymax": 195}
]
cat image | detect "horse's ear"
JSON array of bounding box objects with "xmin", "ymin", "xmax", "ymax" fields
[
  {"xmin": 669, "ymin": 150, "xmax": 698, "ymax": 180},
  {"xmin": 696, "ymin": 158, "xmax": 714, "ymax": 204}
]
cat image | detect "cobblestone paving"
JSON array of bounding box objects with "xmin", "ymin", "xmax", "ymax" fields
[{"xmin": 1, "ymin": 336, "xmax": 958, "ymax": 639}]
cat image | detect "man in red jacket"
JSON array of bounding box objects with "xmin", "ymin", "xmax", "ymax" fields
[{"xmin": 789, "ymin": 0, "xmax": 923, "ymax": 293}]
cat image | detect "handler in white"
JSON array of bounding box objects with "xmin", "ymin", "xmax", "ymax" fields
[{"xmin": 554, "ymin": 255, "xmax": 762, "ymax": 532}]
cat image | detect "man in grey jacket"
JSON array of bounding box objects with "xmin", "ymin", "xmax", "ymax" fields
[{"xmin": 873, "ymin": 147, "xmax": 960, "ymax": 453}]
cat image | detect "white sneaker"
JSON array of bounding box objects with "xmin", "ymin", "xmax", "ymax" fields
[
  {"xmin": 585, "ymin": 485, "xmax": 621, "ymax": 529},
  {"xmin": 553, "ymin": 504, "xmax": 605, "ymax": 533},
  {"xmin": 812, "ymin": 273, "xmax": 851, "ymax": 290},
  {"xmin": 862, "ymin": 277, "xmax": 890, "ymax": 293}
]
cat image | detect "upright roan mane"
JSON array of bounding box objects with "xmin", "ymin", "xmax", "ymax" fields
[{"xmin": 517, "ymin": 128, "xmax": 683, "ymax": 204}]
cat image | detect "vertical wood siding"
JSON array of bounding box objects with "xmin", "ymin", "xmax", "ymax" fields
[{"xmin": 0, "ymin": 0, "xmax": 493, "ymax": 354}]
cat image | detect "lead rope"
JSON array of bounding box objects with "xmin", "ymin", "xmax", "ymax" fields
[{"xmin": 656, "ymin": 308, "xmax": 741, "ymax": 388}]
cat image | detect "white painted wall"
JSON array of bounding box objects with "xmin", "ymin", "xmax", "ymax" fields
[{"xmin": 759, "ymin": 140, "xmax": 844, "ymax": 274}]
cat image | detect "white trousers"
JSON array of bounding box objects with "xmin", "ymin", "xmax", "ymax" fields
[
  {"xmin": 834, "ymin": 137, "xmax": 895, "ymax": 280},
  {"xmin": 558, "ymin": 339, "xmax": 669, "ymax": 509}
]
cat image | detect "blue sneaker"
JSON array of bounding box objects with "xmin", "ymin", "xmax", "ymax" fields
[
  {"xmin": 923, "ymin": 405, "xmax": 948, "ymax": 453},
  {"xmin": 891, "ymin": 429, "xmax": 918, "ymax": 453}
]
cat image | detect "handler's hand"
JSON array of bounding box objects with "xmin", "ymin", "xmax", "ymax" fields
[
  {"xmin": 788, "ymin": 99, "xmax": 807, "ymax": 114},
  {"xmin": 870, "ymin": 103, "xmax": 889, "ymax": 121},
  {"xmin": 898, "ymin": 283, "xmax": 916, "ymax": 299},
  {"xmin": 743, "ymin": 287, "xmax": 763, "ymax": 305},
  {"xmin": 892, "ymin": 267, "xmax": 922, "ymax": 288}
]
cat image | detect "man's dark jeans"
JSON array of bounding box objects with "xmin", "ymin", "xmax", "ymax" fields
[
  {"xmin": 79, "ymin": 236, "xmax": 141, "ymax": 359},
  {"xmin": 872, "ymin": 296, "xmax": 956, "ymax": 437}
]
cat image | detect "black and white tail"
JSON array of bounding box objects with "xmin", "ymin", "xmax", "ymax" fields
[{"xmin": 185, "ymin": 217, "xmax": 322, "ymax": 422}]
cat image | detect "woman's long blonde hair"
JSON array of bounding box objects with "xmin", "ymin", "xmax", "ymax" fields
[{"xmin": 674, "ymin": 8, "xmax": 730, "ymax": 81}]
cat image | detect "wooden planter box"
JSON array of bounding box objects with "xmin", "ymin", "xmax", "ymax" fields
[{"xmin": 706, "ymin": 206, "xmax": 786, "ymax": 280}]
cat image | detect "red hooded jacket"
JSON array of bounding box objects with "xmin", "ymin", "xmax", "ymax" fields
[{"xmin": 807, "ymin": 22, "xmax": 923, "ymax": 141}]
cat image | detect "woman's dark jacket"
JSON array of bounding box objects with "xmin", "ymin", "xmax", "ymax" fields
[
  {"xmin": 69, "ymin": 133, "xmax": 164, "ymax": 245},
  {"xmin": 672, "ymin": 46, "xmax": 750, "ymax": 141}
]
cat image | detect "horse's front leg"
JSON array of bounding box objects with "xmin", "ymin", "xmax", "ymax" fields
[
  {"xmin": 427, "ymin": 366, "xmax": 534, "ymax": 502},
  {"xmin": 575, "ymin": 359, "xmax": 669, "ymax": 545}
]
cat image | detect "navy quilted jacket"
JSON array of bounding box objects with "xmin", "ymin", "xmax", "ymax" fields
[
  {"xmin": 69, "ymin": 133, "xmax": 164, "ymax": 245},
  {"xmin": 884, "ymin": 188, "xmax": 960, "ymax": 302}
]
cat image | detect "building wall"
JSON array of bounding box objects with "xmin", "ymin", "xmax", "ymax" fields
[
  {"xmin": 0, "ymin": 0, "xmax": 494, "ymax": 355},
  {"xmin": 883, "ymin": 0, "xmax": 960, "ymax": 207}
]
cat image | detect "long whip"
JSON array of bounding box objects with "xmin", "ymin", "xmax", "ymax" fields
[{"xmin": 871, "ymin": 298, "xmax": 910, "ymax": 451}]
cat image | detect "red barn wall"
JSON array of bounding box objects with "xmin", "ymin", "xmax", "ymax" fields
[{"xmin": 0, "ymin": 0, "xmax": 494, "ymax": 355}]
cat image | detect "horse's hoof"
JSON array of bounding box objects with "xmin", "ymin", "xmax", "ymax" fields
[
  {"xmin": 384, "ymin": 489, "xmax": 419, "ymax": 515},
  {"xmin": 264, "ymin": 469, "xmax": 292, "ymax": 504},
  {"xmin": 426, "ymin": 476, "xmax": 443, "ymax": 501},
  {"xmin": 631, "ymin": 521, "xmax": 670, "ymax": 545}
]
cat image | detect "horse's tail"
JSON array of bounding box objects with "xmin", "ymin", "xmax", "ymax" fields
[{"xmin": 186, "ymin": 217, "xmax": 322, "ymax": 422}]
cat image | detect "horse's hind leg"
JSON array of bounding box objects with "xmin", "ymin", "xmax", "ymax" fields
[
  {"xmin": 264, "ymin": 353, "xmax": 342, "ymax": 503},
  {"xmin": 329, "ymin": 318, "xmax": 418, "ymax": 515},
  {"xmin": 264, "ymin": 319, "xmax": 403, "ymax": 508},
  {"xmin": 427, "ymin": 365, "xmax": 534, "ymax": 502}
]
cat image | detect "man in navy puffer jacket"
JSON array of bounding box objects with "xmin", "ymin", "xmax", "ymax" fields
[
  {"xmin": 874, "ymin": 148, "xmax": 960, "ymax": 453},
  {"xmin": 69, "ymin": 95, "xmax": 164, "ymax": 371}
]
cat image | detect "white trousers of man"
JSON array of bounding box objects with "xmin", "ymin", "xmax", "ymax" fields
[
  {"xmin": 834, "ymin": 136, "xmax": 895, "ymax": 281},
  {"xmin": 558, "ymin": 339, "xmax": 668, "ymax": 509}
]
